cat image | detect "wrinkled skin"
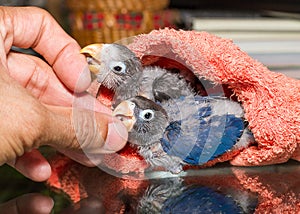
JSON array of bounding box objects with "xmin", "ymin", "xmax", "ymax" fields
[{"xmin": 0, "ymin": 6, "xmax": 128, "ymax": 182}]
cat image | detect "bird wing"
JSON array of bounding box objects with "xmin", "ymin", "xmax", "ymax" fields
[
  {"xmin": 160, "ymin": 96, "xmax": 245, "ymax": 165},
  {"xmin": 112, "ymin": 66, "xmax": 196, "ymax": 106},
  {"xmin": 162, "ymin": 186, "xmax": 244, "ymax": 213},
  {"xmin": 152, "ymin": 70, "xmax": 195, "ymax": 102}
]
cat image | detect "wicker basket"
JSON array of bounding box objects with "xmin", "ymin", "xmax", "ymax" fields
[
  {"xmin": 66, "ymin": 0, "xmax": 179, "ymax": 46},
  {"xmin": 66, "ymin": 0, "xmax": 170, "ymax": 12}
]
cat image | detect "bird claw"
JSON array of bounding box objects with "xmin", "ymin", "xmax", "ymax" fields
[{"xmin": 167, "ymin": 164, "xmax": 183, "ymax": 174}]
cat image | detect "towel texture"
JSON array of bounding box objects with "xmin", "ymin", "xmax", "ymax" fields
[
  {"xmin": 97, "ymin": 29, "xmax": 299, "ymax": 172},
  {"xmin": 127, "ymin": 29, "xmax": 300, "ymax": 166},
  {"xmin": 46, "ymin": 29, "xmax": 299, "ymax": 209},
  {"xmin": 61, "ymin": 29, "xmax": 300, "ymax": 175}
]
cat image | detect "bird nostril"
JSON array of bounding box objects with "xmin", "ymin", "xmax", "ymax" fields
[
  {"xmin": 115, "ymin": 114, "xmax": 132, "ymax": 122},
  {"xmin": 113, "ymin": 114, "xmax": 135, "ymax": 131},
  {"xmin": 129, "ymin": 103, "xmax": 136, "ymax": 109},
  {"xmin": 86, "ymin": 57, "xmax": 93, "ymax": 64},
  {"xmin": 85, "ymin": 56, "xmax": 101, "ymax": 66}
]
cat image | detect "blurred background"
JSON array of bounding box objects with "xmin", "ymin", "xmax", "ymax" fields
[
  {"xmin": 0, "ymin": 1, "xmax": 299, "ymax": 213},
  {"xmin": 1, "ymin": 0, "xmax": 300, "ymax": 79}
]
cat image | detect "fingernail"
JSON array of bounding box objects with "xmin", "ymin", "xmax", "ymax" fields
[
  {"xmin": 74, "ymin": 66, "xmax": 92, "ymax": 92},
  {"xmin": 103, "ymin": 120, "xmax": 128, "ymax": 152},
  {"xmin": 46, "ymin": 197, "xmax": 55, "ymax": 212}
]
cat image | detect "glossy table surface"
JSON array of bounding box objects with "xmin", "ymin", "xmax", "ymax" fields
[
  {"xmin": 0, "ymin": 7, "xmax": 299, "ymax": 213},
  {"xmin": 0, "ymin": 159, "xmax": 299, "ymax": 213}
]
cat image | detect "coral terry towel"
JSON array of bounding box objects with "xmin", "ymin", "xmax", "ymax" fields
[
  {"xmin": 47, "ymin": 29, "xmax": 299, "ymax": 207},
  {"xmin": 98, "ymin": 28, "xmax": 300, "ymax": 173},
  {"xmin": 50, "ymin": 29, "xmax": 300, "ymax": 177},
  {"xmin": 120, "ymin": 28, "xmax": 300, "ymax": 167}
]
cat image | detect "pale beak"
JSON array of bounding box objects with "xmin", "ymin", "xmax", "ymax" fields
[
  {"xmin": 113, "ymin": 101, "xmax": 136, "ymax": 131},
  {"xmin": 80, "ymin": 43, "xmax": 103, "ymax": 75},
  {"xmin": 137, "ymin": 92, "xmax": 151, "ymax": 99}
]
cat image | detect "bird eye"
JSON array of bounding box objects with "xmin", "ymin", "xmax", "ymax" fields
[
  {"xmin": 109, "ymin": 61, "xmax": 126, "ymax": 74},
  {"xmin": 139, "ymin": 109, "xmax": 155, "ymax": 121}
]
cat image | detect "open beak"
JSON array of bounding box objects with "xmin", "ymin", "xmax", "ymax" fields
[
  {"xmin": 113, "ymin": 101, "xmax": 136, "ymax": 131},
  {"xmin": 80, "ymin": 43, "xmax": 103, "ymax": 76}
]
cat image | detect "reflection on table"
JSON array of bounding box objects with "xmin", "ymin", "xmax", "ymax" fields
[{"xmin": 46, "ymin": 155, "xmax": 299, "ymax": 213}]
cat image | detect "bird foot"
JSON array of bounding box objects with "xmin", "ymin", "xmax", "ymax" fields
[{"xmin": 167, "ymin": 164, "xmax": 183, "ymax": 174}]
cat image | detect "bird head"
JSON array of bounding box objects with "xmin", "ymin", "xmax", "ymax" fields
[
  {"xmin": 113, "ymin": 96, "xmax": 169, "ymax": 146},
  {"xmin": 80, "ymin": 43, "xmax": 142, "ymax": 90}
]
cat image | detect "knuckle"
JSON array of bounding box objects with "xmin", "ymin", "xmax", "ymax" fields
[
  {"xmin": 24, "ymin": 59, "xmax": 51, "ymax": 99},
  {"xmin": 72, "ymin": 109, "xmax": 107, "ymax": 151}
]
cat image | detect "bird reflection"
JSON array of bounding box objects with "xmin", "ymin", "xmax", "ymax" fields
[
  {"xmin": 137, "ymin": 178, "xmax": 256, "ymax": 214},
  {"xmin": 46, "ymin": 156, "xmax": 299, "ymax": 213}
]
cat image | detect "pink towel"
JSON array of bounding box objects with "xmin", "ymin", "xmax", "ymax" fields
[
  {"xmin": 46, "ymin": 29, "xmax": 299, "ymax": 208},
  {"xmin": 98, "ymin": 28, "xmax": 300, "ymax": 172}
]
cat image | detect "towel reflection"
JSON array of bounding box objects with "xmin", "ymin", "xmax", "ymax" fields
[{"xmin": 47, "ymin": 156, "xmax": 299, "ymax": 213}]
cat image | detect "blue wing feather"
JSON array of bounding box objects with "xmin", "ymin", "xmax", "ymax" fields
[{"xmin": 161, "ymin": 96, "xmax": 245, "ymax": 165}]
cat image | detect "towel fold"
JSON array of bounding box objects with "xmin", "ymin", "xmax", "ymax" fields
[
  {"xmin": 97, "ymin": 29, "xmax": 300, "ymax": 172},
  {"xmin": 46, "ymin": 29, "xmax": 299, "ymax": 210}
]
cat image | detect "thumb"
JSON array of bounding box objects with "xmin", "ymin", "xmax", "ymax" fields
[{"xmin": 44, "ymin": 105, "xmax": 128, "ymax": 165}]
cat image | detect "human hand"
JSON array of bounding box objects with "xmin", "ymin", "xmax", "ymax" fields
[
  {"xmin": 0, "ymin": 193, "xmax": 54, "ymax": 214},
  {"xmin": 0, "ymin": 6, "xmax": 128, "ymax": 181}
]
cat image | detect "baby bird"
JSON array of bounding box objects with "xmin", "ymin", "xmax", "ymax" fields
[
  {"xmin": 80, "ymin": 43, "xmax": 196, "ymax": 106},
  {"xmin": 113, "ymin": 95, "xmax": 253, "ymax": 173},
  {"xmin": 80, "ymin": 43, "xmax": 142, "ymax": 90}
]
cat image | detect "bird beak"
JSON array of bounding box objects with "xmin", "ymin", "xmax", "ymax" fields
[
  {"xmin": 138, "ymin": 92, "xmax": 151, "ymax": 99},
  {"xmin": 80, "ymin": 43, "xmax": 104, "ymax": 76},
  {"xmin": 112, "ymin": 101, "xmax": 136, "ymax": 132}
]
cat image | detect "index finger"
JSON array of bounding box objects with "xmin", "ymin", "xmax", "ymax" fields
[{"xmin": 1, "ymin": 6, "xmax": 91, "ymax": 92}]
